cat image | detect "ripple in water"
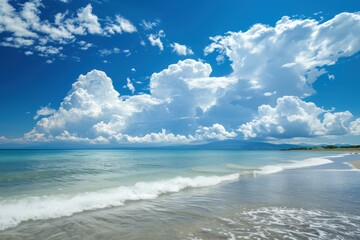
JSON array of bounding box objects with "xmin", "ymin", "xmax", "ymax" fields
[{"xmin": 186, "ymin": 207, "xmax": 360, "ymax": 240}]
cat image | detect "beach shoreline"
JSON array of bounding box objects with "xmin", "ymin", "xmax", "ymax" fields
[
  {"xmin": 284, "ymin": 148, "xmax": 360, "ymax": 153},
  {"xmin": 348, "ymin": 160, "xmax": 360, "ymax": 170},
  {"xmin": 1, "ymin": 150, "xmax": 360, "ymax": 239}
]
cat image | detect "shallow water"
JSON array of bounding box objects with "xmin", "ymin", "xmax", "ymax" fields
[{"xmin": 0, "ymin": 150, "xmax": 359, "ymax": 239}]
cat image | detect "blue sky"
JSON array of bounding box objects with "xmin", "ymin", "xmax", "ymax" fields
[{"xmin": 0, "ymin": 0, "xmax": 359, "ymax": 146}]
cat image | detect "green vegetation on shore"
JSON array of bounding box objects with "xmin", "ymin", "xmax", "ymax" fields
[{"xmin": 283, "ymin": 145, "xmax": 360, "ymax": 152}]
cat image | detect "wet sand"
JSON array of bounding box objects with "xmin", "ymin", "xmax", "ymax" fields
[{"xmin": 348, "ymin": 160, "xmax": 360, "ymax": 169}]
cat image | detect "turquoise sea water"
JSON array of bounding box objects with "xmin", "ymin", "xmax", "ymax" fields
[{"xmin": 0, "ymin": 150, "xmax": 359, "ymax": 239}]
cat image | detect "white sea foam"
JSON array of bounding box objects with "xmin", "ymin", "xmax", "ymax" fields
[
  {"xmin": 188, "ymin": 207, "xmax": 360, "ymax": 239},
  {"xmin": 224, "ymin": 164, "xmax": 259, "ymax": 171},
  {"xmin": 0, "ymin": 173, "xmax": 239, "ymax": 231},
  {"xmin": 231, "ymin": 207, "xmax": 360, "ymax": 239},
  {"xmin": 327, "ymin": 153, "xmax": 351, "ymax": 158},
  {"xmin": 256, "ymin": 157, "xmax": 333, "ymax": 175},
  {"xmin": 224, "ymin": 157, "xmax": 333, "ymax": 176},
  {"xmin": 343, "ymin": 162, "xmax": 360, "ymax": 171}
]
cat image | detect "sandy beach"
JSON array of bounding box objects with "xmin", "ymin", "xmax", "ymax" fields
[{"xmin": 348, "ymin": 160, "xmax": 360, "ymax": 169}]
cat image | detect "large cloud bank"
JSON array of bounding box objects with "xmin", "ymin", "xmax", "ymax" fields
[{"xmin": 22, "ymin": 12, "xmax": 360, "ymax": 144}]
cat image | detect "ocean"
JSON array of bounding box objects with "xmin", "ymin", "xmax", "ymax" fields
[{"xmin": 0, "ymin": 150, "xmax": 359, "ymax": 239}]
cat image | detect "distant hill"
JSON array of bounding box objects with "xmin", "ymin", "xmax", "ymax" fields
[{"xmin": 164, "ymin": 140, "xmax": 301, "ymax": 150}]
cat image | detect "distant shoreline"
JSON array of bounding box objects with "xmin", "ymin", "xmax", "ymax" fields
[
  {"xmin": 284, "ymin": 148, "xmax": 360, "ymax": 153},
  {"xmin": 282, "ymin": 146, "xmax": 360, "ymax": 153}
]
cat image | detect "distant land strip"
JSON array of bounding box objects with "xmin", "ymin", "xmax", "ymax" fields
[{"xmin": 283, "ymin": 145, "xmax": 360, "ymax": 152}]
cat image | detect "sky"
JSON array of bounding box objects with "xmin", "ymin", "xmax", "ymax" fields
[{"xmin": 0, "ymin": 0, "xmax": 360, "ymax": 147}]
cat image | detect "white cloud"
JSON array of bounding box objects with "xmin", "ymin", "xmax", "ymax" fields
[
  {"xmin": 140, "ymin": 19, "xmax": 160, "ymax": 30},
  {"xmin": 25, "ymin": 70, "xmax": 163, "ymax": 143},
  {"xmin": 150, "ymin": 59, "xmax": 235, "ymax": 113},
  {"xmin": 21, "ymin": 0, "xmax": 74, "ymax": 41},
  {"xmin": 98, "ymin": 47, "xmax": 120, "ymax": 56},
  {"xmin": 350, "ymin": 119, "xmax": 360, "ymax": 135},
  {"xmin": 14, "ymin": 12, "xmax": 360, "ymax": 145},
  {"xmin": 197, "ymin": 12, "xmax": 360, "ymax": 130},
  {"xmin": 55, "ymin": 131, "xmax": 108, "ymax": 144},
  {"xmin": 322, "ymin": 111, "xmax": 353, "ymax": 135},
  {"xmin": 123, "ymin": 49, "xmax": 131, "ymax": 57},
  {"xmin": 195, "ymin": 123, "xmax": 236, "ymax": 141},
  {"xmin": 328, "ymin": 74, "xmax": 335, "ymax": 80},
  {"xmin": 35, "ymin": 45, "xmax": 63, "ymax": 55},
  {"xmin": 238, "ymin": 96, "xmax": 360, "ymax": 140},
  {"xmin": 0, "ymin": 0, "xmax": 38, "ymax": 38},
  {"xmin": 105, "ymin": 15, "xmax": 137, "ymax": 34},
  {"xmin": 215, "ymin": 54, "xmax": 225, "ymax": 64},
  {"xmin": 126, "ymin": 78, "xmax": 135, "ymax": 94},
  {"xmin": 0, "ymin": 37, "xmax": 34, "ymax": 48},
  {"xmin": 34, "ymin": 105, "xmax": 56, "ymax": 119},
  {"xmin": 121, "ymin": 59, "xmax": 238, "ymax": 137},
  {"xmin": 0, "ymin": 136, "xmax": 7, "ymax": 142},
  {"xmin": 124, "ymin": 129, "xmax": 193, "ymax": 144},
  {"xmin": 148, "ymin": 35, "xmax": 163, "ymax": 50},
  {"xmin": 148, "ymin": 30, "xmax": 165, "ymax": 51},
  {"xmin": 170, "ymin": 42, "xmax": 194, "ymax": 56},
  {"xmin": 76, "ymin": 4, "xmax": 102, "ymax": 35},
  {"xmin": 23, "ymin": 65, "xmax": 239, "ymax": 144},
  {"xmin": 205, "ymin": 12, "xmax": 360, "ymax": 98},
  {"xmin": 78, "ymin": 40, "xmax": 93, "ymax": 50},
  {"xmin": 0, "ymin": 1, "xmax": 136, "ymax": 57},
  {"xmin": 263, "ymin": 91, "xmax": 277, "ymax": 97},
  {"xmin": 115, "ymin": 15, "xmax": 136, "ymax": 33}
]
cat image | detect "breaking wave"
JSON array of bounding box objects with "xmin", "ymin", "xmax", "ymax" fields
[{"xmin": 0, "ymin": 174, "xmax": 239, "ymax": 231}]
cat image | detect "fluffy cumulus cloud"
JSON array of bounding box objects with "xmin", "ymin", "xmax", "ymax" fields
[
  {"xmin": 123, "ymin": 129, "xmax": 193, "ymax": 144},
  {"xmin": 195, "ymin": 124, "xmax": 237, "ymax": 141},
  {"xmin": 24, "ymin": 70, "xmax": 164, "ymax": 143},
  {"xmin": 205, "ymin": 12, "xmax": 360, "ymax": 98},
  {"xmin": 76, "ymin": 4, "xmax": 102, "ymax": 34},
  {"xmin": 196, "ymin": 12, "xmax": 360, "ymax": 131},
  {"xmin": 0, "ymin": 0, "xmax": 136, "ymax": 57},
  {"xmin": 16, "ymin": 12, "xmax": 360, "ymax": 145},
  {"xmin": 24, "ymin": 67, "xmax": 236, "ymax": 144},
  {"xmin": 350, "ymin": 119, "xmax": 360, "ymax": 135},
  {"xmin": 146, "ymin": 59, "xmax": 235, "ymax": 134},
  {"xmin": 238, "ymin": 96, "xmax": 360, "ymax": 140},
  {"xmin": 170, "ymin": 42, "xmax": 194, "ymax": 56}
]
